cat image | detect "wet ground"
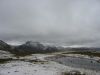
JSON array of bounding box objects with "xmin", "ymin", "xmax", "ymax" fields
[{"xmin": 46, "ymin": 56, "xmax": 100, "ymax": 71}]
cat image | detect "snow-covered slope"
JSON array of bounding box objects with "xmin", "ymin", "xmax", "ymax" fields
[{"xmin": 0, "ymin": 50, "xmax": 13, "ymax": 59}]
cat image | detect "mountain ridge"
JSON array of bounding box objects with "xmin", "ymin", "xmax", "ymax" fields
[{"xmin": 0, "ymin": 40, "xmax": 100, "ymax": 56}]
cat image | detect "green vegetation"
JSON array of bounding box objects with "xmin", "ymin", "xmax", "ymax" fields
[
  {"xmin": 62, "ymin": 72, "xmax": 86, "ymax": 75},
  {"xmin": 0, "ymin": 58, "xmax": 13, "ymax": 64},
  {"xmin": 0, "ymin": 58, "xmax": 48, "ymax": 64},
  {"xmin": 62, "ymin": 51, "xmax": 100, "ymax": 57},
  {"xmin": 62, "ymin": 70, "xmax": 86, "ymax": 75}
]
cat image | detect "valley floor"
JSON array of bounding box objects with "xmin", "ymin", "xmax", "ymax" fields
[{"xmin": 0, "ymin": 51, "xmax": 100, "ymax": 75}]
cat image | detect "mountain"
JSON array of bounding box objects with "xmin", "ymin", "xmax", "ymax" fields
[
  {"xmin": 11, "ymin": 41, "xmax": 59, "ymax": 55},
  {"xmin": 13, "ymin": 41, "xmax": 44, "ymax": 55},
  {"xmin": 0, "ymin": 40, "xmax": 60, "ymax": 56},
  {"xmin": 0, "ymin": 40, "xmax": 11, "ymax": 51},
  {"xmin": 1, "ymin": 40, "xmax": 100, "ymax": 56},
  {"xmin": 64, "ymin": 47, "xmax": 100, "ymax": 52}
]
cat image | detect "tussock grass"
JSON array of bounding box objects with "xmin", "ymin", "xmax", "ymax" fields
[
  {"xmin": 0, "ymin": 58, "xmax": 13, "ymax": 64},
  {"xmin": 63, "ymin": 51, "xmax": 100, "ymax": 57}
]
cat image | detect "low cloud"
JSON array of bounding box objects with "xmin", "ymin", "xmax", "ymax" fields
[{"xmin": 0, "ymin": 0, "xmax": 100, "ymax": 47}]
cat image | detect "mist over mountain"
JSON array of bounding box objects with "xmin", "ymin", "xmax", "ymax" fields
[
  {"xmin": 0, "ymin": 40, "xmax": 61, "ymax": 55},
  {"xmin": 0, "ymin": 40, "xmax": 100, "ymax": 56},
  {"xmin": 0, "ymin": 0, "xmax": 100, "ymax": 47},
  {"xmin": 0, "ymin": 1, "xmax": 100, "ymax": 75},
  {"xmin": 0, "ymin": 40, "xmax": 11, "ymax": 51}
]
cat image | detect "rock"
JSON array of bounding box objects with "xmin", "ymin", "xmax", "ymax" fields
[
  {"xmin": 14, "ymin": 71, "xmax": 19, "ymax": 72},
  {"xmin": 97, "ymin": 59, "xmax": 100, "ymax": 63},
  {"xmin": 0, "ymin": 40, "xmax": 11, "ymax": 51},
  {"xmin": 63, "ymin": 70, "xmax": 86, "ymax": 75}
]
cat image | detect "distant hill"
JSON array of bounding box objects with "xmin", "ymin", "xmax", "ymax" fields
[
  {"xmin": 0, "ymin": 40, "xmax": 11, "ymax": 51},
  {"xmin": 64, "ymin": 47, "xmax": 100, "ymax": 52},
  {"xmin": 0, "ymin": 40, "xmax": 59, "ymax": 56},
  {"xmin": 0, "ymin": 40, "xmax": 100, "ymax": 56}
]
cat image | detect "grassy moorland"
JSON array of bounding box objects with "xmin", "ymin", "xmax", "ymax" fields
[
  {"xmin": 62, "ymin": 51, "xmax": 100, "ymax": 57},
  {"xmin": 0, "ymin": 58, "xmax": 13, "ymax": 64}
]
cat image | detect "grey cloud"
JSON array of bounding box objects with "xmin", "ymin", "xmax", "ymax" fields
[{"xmin": 0, "ymin": 0, "xmax": 100, "ymax": 47}]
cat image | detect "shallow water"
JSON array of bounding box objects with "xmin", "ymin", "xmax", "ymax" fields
[{"xmin": 47, "ymin": 56, "xmax": 100, "ymax": 71}]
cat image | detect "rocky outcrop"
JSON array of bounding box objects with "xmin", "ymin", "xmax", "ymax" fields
[
  {"xmin": 11, "ymin": 41, "xmax": 59, "ymax": 55},
  {"xmin": 0, "ymin": 40, "xmax": 61, "ymax": 56},
  {"xmin": 62, "ymin": 70, "xmax": 86, "ymax": 75},
  {"xmin": 0, "ymin": 40, "xmax": 11, "ymax": 51}
]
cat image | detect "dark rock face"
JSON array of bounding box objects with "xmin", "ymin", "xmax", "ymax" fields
[
  {"xmin": 24, "ymin": 41, "xmax": 45, "ymax": 51},
  {"xmin": 11, "ymin": 41, "xmax": 58, "ymax": 55},
  {"xmin": 63, "ymin": 70, "xmax": 86, "ymax": 75},
  {"xmin": 44, "ymin": 46, "xmax": 58, "ymax": 53},
  {"xmin": 13, "ymin": 41, "xmax": 45, "ymax": 55},
  {"xmin": 0, "ymin": 40, "xmax": 11, "ymax": 51},
  {"xmin": 0, "ymin": 40, "xmax": 60, "ymax": 56}
]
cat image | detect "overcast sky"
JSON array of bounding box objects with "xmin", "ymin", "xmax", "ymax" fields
[{"xmin": 0, "ymin": 0, "xmax": 100, "ymax": 46}]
